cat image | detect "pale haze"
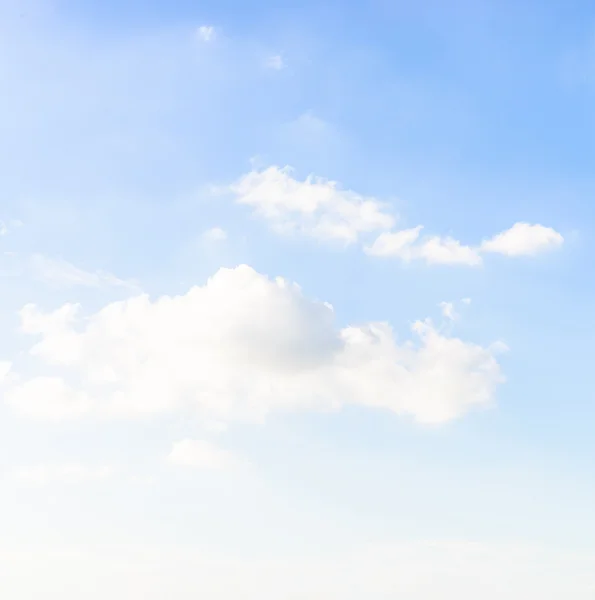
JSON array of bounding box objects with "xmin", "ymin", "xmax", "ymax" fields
[{"xmin": 1, "ymin": 1, "xmax": 594, "ymax": 598}]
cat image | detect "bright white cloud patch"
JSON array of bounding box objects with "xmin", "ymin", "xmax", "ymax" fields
[
  {"xmin": 197, "ymin": 25, "xmax": 216, "ymax": 42},
  {"xmin": 481, "ymin": 222, "xmax": 564, "ymax": 256},
  {"xmin": 367, "ymin": 223, "xmax": 563, "ymax": 265},
  {"xmin": 231, "ymin": 167, "xmax": 562, "ymax": 265},
  {"xmin": 168, "ymin": 439, "xmax": 236, "ymax": 470},
  {"xmin": 6, "ymin": 265, "xmax": 504, "ymax": 426},
  {"xmin": 14, "ymin": 463, "xmax": 113, "ymax": 485},
  {"xmin": 364, "ymin": 227, "xmax": 423, "ymax": 259},
  {"xmin": 30, "ymin": 254, "xmax": 138, "ymax": 290},
  {"xmin": 230, "ymin": 166, "xmax": 395, "ymax": 244},
  {"xmin": 418, "ymin": 236, "xmax": 482, "ymax": 266},
  {"xmin": 364, "ymin": 227, "xmax": 482, "ymax": 266}
]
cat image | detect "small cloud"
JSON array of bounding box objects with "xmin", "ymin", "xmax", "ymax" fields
[
  {"xmin": 197, "ymin": 25, "xmax": 216, "ymax": 42},
  {"xmin": 265, "ymin": 54, "xmax": 285, "ymax": 70},
  {"xmin": 168, "ymin": 439, "xmax": 236, "ymax": 470},
  {"xmin": 202, "ymin": 227, "xmax": 227, "ymax": 242},
  {"xmin": 480, "ymin": 223, "xmax": 564, "ymax": 257},
  {"xmin": 462, "ymin": 297, "xmax": 472, "ymax": 305},
  {"xmin": 439, "ymin": 301, "xmax": 458, "ymax": 321},
  {"xmin": 365, "ymin": 228, "xmax": 482, "ymax": 266}
]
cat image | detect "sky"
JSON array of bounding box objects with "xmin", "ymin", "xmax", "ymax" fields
[{"xmin": 1, "ymin": 0, "xmax": 595, "ymax": 597}]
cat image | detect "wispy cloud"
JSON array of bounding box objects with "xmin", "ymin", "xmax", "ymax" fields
[{"xmin": 30, "ymin": 254, "xmax": 139, "ymax": 290}]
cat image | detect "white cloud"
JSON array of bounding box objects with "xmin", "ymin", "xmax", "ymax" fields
[
  {"xmin": 481, "ymin": 222, "xmax": 564, "ymax": 256},
  {"xmin": 197, "ymin": 25, "xmax": 216, "ymax": 42},
  {"xmin": 230, "ymin": 167, "xmax": 563, "ymax": 265},
  {"xmin": 202, "ymin": 227, "xmax": 228, "ymax": 242},
  {"xmin": 419, "ymin": 236, "xmax": 482, "ymax": 266},
  {"xmin": 363, "ymin": 226, "xmax": 422, "ymax": 259},
  {"xmin": 30, "ymin": 254, "xmax": 138, "ymax": 290},
  {"xmin": 230, "ymin": 166, "xmax": 395, "ymax": 244},
  {"xmin": 367, "ymin": 223, "xmax": 563, "ymax": 266},
  {"xmin": 265, "ymin": 55, "xmax": 285, "ymax": 70},
  {"xmin": 439, "ymin": 301, "xmax": 457, "ymax": 321},
  {"xmin": 365, "ymin": 227, "xmax": 482, "ymax": 266},
  {"xmin": 5, "ymin": 265, "xmax": 504, "ymax": 426},
  {"xmin": 168, "ymin": 439, "xmax": 236, "ymax": 470},
  {"xmin": 13, "ymin": 463, "xmax": 113, "ymax": 485}
]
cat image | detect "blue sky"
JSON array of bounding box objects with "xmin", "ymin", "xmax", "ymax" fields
[{"xmin": 1, "ymin": 0, "xmax": 595, "ymax": 597}]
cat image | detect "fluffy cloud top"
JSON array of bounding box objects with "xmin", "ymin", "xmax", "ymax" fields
[
  {"xmin": 480, "ymin": 222, "xmax": 564, "ymax": 256},
  {"xmin": 4, "ymin": 265, "xmax": 504, "ymax": 426},
  {"xmin": 230, "ymin": 166, "xmax": 395, "ymax": 244}
]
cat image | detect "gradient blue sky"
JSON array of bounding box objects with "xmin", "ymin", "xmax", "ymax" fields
[{"xmin": 1, "ymin": 1, "xmax": 595, "ymax": 598}]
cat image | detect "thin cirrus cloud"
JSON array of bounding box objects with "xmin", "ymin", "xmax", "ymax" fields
[
  {"xmin": 3, "ymin": 264, "xmax": 505, "ymax": 426},
  {"xmin": 230, "ymin": 166, "xmax": 564, "ymax": 265},
  {"xmin": 30, "ymin": 254, "xmax": 139, "ymax": 290}
]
